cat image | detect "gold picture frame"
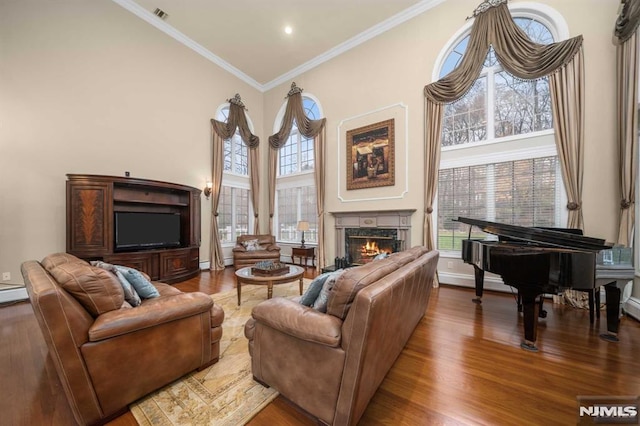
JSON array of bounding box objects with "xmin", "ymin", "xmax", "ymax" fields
[{"xmin": 346, "ymin": 118, "xmax": 395, "ymax": 190}]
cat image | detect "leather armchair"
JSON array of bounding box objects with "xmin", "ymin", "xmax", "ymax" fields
[
  {"xmin": 232, "ymin": 234, "xmax": 281, "ymax": 270},
  {"xmin": 21, "ymin": 253, "xmax": 224, "ymax": 426}
]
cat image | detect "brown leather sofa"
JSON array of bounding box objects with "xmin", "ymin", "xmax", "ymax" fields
[
  {"xmin": 21, "ymin": 253, "xmax": 224, "ymax": 426},
  {"xmin": 232, "ymin": 234, "xmax": 281, "ymax": 270},
  {"xmin": 244, "ymin": 246, "xmax": 439, "ymax": 425}
]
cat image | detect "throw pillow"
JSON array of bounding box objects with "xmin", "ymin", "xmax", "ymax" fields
[
  {"xmin": 49, "ymin": 263, "xmax": 124, "ymax": 317},
  {"xmin": 312, "ymin": 270, "xmax": 344, "ymax": 313},
  {"xmin": 114, "ymin": 270, "xmax": 142, "ymax": 306},
  {"xmin": 115, "ymin": 265, "xmax": 160, "ymax": 299},
  {"xmin": 243, "ymin": 239, "xmax": 261, "ymax": 251},
  {"xmin": 299, "ymin": 273, "xmax": 330, "ymax": 306},
  {"xmin": 90, "ymin": 260, "xmax": 115, "ymax": 271},
  {"xmin": 373, "ymin": 252, "xmax": 389, "ymax": 261},
  {"xmin": 91, "ymin": 261, "xmax": 142, "ymax": 306}
]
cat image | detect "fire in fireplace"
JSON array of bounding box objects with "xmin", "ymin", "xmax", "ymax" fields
[{"xmin": 345, "ymin": 228, "xmax": 400, "ymax": 265}]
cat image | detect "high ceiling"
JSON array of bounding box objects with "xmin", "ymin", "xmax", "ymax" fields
[{"xmin": 117, "ymin": 0, "xmax": 446, "ymax": 90}]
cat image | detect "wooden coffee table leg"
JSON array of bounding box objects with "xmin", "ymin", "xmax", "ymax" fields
[
  {"xmin": 299, "ymin": 277, "xmax": 303, "ymax": 295},
  {"xmin": 237, "ymin": 280, "xmax": 241, "ymax": 305},
  {"xmin": 267, "ymin": 282, "xmax": 273, "ymax": 299}
]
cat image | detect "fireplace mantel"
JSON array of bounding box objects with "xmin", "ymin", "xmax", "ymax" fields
[{"xmin": 330, "ymin": 210, "xmax": 416, "ymax": 257}]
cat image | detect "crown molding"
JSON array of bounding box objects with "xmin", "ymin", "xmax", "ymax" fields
[
  {"xmin": 113, "ymin": 0, "xmax": 446, "ymax": 93},
  {"xmin": 262, "ymin": 0, "xmax": 447, "ymax": 91},
  {"xmin": 111, "ymin": 0, "xmax": 263, "ymax": 91}
]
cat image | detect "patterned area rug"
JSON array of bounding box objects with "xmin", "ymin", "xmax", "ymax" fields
[{"xmin": 130, "ymin": 279, "xmax": 308, "ymax": 426}]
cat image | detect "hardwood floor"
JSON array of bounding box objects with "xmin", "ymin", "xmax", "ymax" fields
[{"xmin": 1, "ymin": 267, "xmax": 639, "ymax": 425}]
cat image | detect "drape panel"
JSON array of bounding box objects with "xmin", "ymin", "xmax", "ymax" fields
[
  {"xmin": 209, "ymin": 98, "xmax": 260, "ymax": 270},
  {"xmin": 614, "ymin": 0, "xmax": 639, "ymax": 246},
  {"xmin": 313, "ymin": 129, "xmax": 327, "ymax": 269},
  {"xmin": 615, "ymin": 33, "xmax": 638, "ymax": 246},
  {"xmin": 422, "ymin": 99, "xmax": 443, "ymax": 250},
  {"xmin": 423, "ymin": 2, "xmax": 586, "ymax": 267},
  {"xmin": 268, "ymin": 85, "xmax": 327, "ymax": 268},
  {"xmin": 209, "ymin": 132, "xmax": 225, "ymax": 270},
  {"xmin": 423, "ymin": 99, "xmax": 443, "ymax": 287},
  {"xmin": 549, "ymin": 52, "xmax": 585, "ymax": 229},
  {"xmin": 249, "ymin": 148, "xmax": 260, "ymax": 234}
]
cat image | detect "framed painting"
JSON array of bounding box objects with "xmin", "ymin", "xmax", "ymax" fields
[{"xmin": 346, "ymin": 118, "xmax": 395, "ymax": 190}]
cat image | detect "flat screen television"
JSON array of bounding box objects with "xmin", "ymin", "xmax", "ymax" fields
[{"xmin": 114, "ymin": 212, "xmax": 181, "ymax": 251}]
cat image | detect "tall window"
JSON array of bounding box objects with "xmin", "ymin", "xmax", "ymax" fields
[
  {"xmin": 436, "ymin": 10, "xmax": 567, "ymax": 252},
  {"xmin": 275, "ymin": 96, "xmax": 321, "ymax": 244},
  {"xmin": 217, "ymin": 185, "xmax": 249, "ymax": 242},
  {"xmin": 216, "ymin": 105, "xmax": 252, "ymax": 244}
]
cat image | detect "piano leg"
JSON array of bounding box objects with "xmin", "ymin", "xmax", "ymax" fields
[
  {"xmin": 520, "ymin": 290, "xmax": 541, "ymax": 352},
  {"xmin": 517, "ymin": 292, "xmax": 547, "ymax": 318},
  {"xmin": 472, "ymin": 265, "xmax": 484, "ymax": 304},
  {"xmin": 588, "ymin": 290, "xmax": 594, "ymax": 323},
  {"xmin": 600, "ymin": 283, "xmax": 621, "ymax": 342},
  {"xmin": 538, "ymin": 297, "xmax": 547, "ymax": 318}
]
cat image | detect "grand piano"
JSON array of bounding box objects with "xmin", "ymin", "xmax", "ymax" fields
[{"xmin": 456, "ymin": 216, "xmax": 634, "ymax": 352}]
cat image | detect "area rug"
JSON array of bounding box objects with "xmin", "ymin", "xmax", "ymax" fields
[{"xmin": 130, "ymin": 279, "xmax": 309, "ymax": 426}]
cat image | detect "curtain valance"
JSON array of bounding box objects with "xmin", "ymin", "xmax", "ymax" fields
[
  {"xmin": 424, "ymin": 2, "xmax": 583, "ymax": 104},
  {"xmin": 268, "ymin": 83, "xmax": 326, "ymax": 148},
  {"xmin": 210, "ymin": 94, "xmax": 259, "ymax": 148},
  {"xmin": 615, "ymin": 0, "xmax": 640, "ymax": 45}
]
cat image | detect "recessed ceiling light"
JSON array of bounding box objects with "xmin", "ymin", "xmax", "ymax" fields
[{"xmin": 284, "ymin": 26, "xmax": 293, "ymax": 35}]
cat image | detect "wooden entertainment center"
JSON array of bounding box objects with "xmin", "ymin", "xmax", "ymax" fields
[{"xmin": 66, "ymin": 174, "xmax": 201, "ymax": 283}]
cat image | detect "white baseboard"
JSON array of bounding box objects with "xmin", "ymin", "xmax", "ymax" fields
[
  {"xmin": 0, "ymin": 287, "xmax": 28, "ymax": 304},
  {"xmin": 438, "ymin": 271, "xmax": 512, "ymax": 294},
  {"xmin": 199, "ymin": 258, "xmax": 234, "ymax": 270},
  {"xmin": 624, "ymin": 296, "xmax": 640, "ymax": 321}
]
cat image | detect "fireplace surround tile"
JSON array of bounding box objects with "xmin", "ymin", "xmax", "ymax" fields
[{"xmin": 331, "ymin": 210, "xmax": 416, "ymax": 261}]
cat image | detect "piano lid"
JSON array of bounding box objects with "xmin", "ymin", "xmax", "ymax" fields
[{"xmin": 455, "ymin": 217, "xmax": 611, "ymax": 252}]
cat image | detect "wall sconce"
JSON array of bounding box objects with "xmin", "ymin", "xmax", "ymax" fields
[
  {"xmin": 203, "ymin": 181, "xmax": 213, "ymax": 199},
  {"xmin": 297, "ymin": 220, "xmax": 310, "ymax": 248}
]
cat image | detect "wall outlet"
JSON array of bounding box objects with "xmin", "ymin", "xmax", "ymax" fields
[{"xmin": 2, "ymin": 272, "xmax": 10, "ymax": 281}]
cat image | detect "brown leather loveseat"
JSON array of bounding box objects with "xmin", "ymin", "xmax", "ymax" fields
[
  {"xmin": 21, "ymin": 252, "xmax": 224, "ymax": 426},
  {"xmin": 232, "ymin": 234, "xmax": 281, "ymax": 270},
  {"xmin": 244, "ymin": 246, "xmax": 439, "ymax": 425}
]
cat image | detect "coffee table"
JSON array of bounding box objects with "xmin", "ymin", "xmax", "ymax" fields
[{"xmin": 235, "ymin": 265, "xmax": 304, "ymax": 305}]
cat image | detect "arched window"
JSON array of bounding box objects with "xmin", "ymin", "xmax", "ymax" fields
[
  {"xmin": 439, "ymin": 17, "xmax": 554, "ymax": 145},
  {"xmin": 436, "ymin": 5, "xmax": 568, "ymax": 252},
  {"xmin": 274, "ymin": 96, "xmax": 321, "ymax": 244},
  {"xmin": 216, "ymin": 104, "xmax": 253, "ymax": 244}
]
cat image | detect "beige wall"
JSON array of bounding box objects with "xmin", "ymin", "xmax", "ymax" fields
[
  {"xmin": 1, "ymin": 0, "xmax": 624, "ymax": 289},
  {"xmin": 263, "ymin": 0, "xmax": 621, "ymax": 288},
  {"xmin": 0, "ymin": 0, "xmax": 263, "ymax": 285}
]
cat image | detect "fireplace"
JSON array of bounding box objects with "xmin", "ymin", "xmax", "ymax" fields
[
  {"xmin": 331, "ymin": 210, "xmax": 415, "ymax": 264},
  {"xmin": 345, "ymin": 228, "xmax": 400, "ymax": 265}
]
